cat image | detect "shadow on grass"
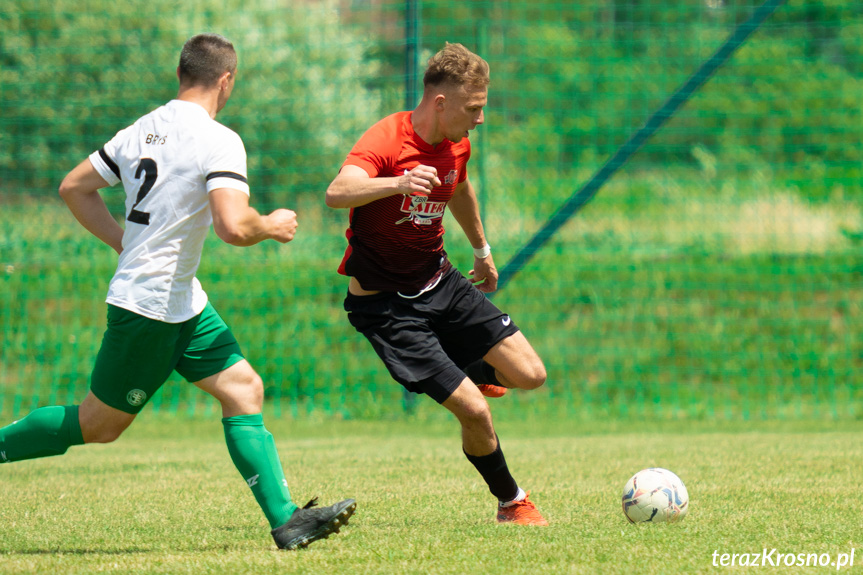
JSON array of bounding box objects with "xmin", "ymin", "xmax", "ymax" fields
[
  {"xmin": 1, "ymin": 548, "xmax": 155, "ymax": 556},
  {"xmin": 1, "ymin": 543, "xmax": 238, "ymax": 555}
]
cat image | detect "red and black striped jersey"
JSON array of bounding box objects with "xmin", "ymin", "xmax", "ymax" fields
[{"xmin": 337, "ymin": 111, "xmax": 470, "ymax": 292}]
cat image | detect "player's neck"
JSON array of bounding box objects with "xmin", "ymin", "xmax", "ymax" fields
[
  {"xmin": 176, "ymin": 86, "xmax": 221, "ymax": 119},
  {"xmin": 411, "ymin": 103, "xmax": 445, "ymax": 147}
]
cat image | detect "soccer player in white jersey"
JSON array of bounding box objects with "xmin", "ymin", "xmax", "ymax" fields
[{"xmin": 0, "ymin": 34, "xmax": 354, "ymax": 550}]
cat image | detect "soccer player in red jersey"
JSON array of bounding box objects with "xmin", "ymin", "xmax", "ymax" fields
[{"xmin": 326, "ymin": 43, "xmax": 548, "ymax": 526}]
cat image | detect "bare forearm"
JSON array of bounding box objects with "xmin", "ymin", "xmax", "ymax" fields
[
  {"xmin": 449, "ymin": 184, "xmax": 487, "ymax": 249},
  {"xmin": 217, "ymin": 208, "xmax": 273, "ymax": 246},
  {"xmin": 59, "ymin": 158, "xmax": 122, "ymax": 253},
  {"xmin": 325, "ymin": 175, "xmax": 403, "ymax": 209},
  {"xmin": 326, "ymin": 164, "xmax": 442, "ymax": 209},
  {"xmin": 60, "ymin": 189, "xmax": 124, "ymax": 254},
  {"xmin": 210, "ymin": 188, "xmax": 297, "ymax": 246}
]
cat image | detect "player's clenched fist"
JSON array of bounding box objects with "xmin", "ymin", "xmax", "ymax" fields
[
  {"xmin": 267, "ymin": 209, "xmax": 298, "ymax": 243},
  {"xmin": 398, "ymin": 164, "xmax": 442, "ymax": 195},
  {"xmin": 469, "ymin": 255, "xmax": 499, "ymax": 293}
]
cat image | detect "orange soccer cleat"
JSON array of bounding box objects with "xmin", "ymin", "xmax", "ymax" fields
[
  {"xmin": 496, "ymin": 492, "xmax": 548, "ymax": 526},
  {"xmin": 476, "ymin": 383, "xmax": 508, "ymax": 398}
]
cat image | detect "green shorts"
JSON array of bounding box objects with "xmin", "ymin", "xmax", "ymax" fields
[{"xmin": 90, "ymin": 302, "xmax": 245, "ymax": 414}]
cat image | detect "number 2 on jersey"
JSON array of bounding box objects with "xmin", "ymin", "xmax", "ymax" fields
[{"xmin": 128, "ymin": 158, "xmax": 157, "ymax": 225}]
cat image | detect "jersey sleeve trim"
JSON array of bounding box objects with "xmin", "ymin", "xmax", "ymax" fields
[
  {"xmin": 88, "ymin": 149, "xmax": 122, "ymax": 187},
  {"xmin": 98, "ymin": 148, "xmax": 121, "ymax": 179},
  {"xmin": 206, "ymin": 176, "xmax": 250, "ymax": 196},
  {"xmin": 206, "ymin": 171, "xmax": 247, "ymax": 183}
]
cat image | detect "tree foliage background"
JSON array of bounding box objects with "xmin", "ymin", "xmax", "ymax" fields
[{"xmin": 1, "ymin": 0, "xmax": 860, "ymax": 205}]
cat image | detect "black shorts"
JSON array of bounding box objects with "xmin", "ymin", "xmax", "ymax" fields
[{"xmin": 344, "ymin": 266, "xmax": 519, "ymax": 403}]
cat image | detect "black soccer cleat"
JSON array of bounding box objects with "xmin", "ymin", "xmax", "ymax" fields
[{"xmin": 271, "ymin": 497, "xmax": 356, "ymax": 550}]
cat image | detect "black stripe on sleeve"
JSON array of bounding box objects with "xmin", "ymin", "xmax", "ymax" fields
[
  {"xmin": 206, "ymin": 171, "xmax": 248, "ymax": 183},
  {"xmin": 98, "ymin": 148, "xmax": 121, "ymax": 180}
]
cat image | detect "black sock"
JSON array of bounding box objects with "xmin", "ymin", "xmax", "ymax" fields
[
  {"xmin": 464, "ymin": 360, "xmax": 506, "ymax": 388},
  {"xmin": 464, "ymin": 439, "xmax": 519, "ymax": 502}
]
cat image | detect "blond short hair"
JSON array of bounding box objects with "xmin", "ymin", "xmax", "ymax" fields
[{"xmin": 423, "ymin": 42, "xmax": 489, "ymax": 90}]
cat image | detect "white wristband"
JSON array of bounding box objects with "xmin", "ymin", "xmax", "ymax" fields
[{"xmin": 473, "ymin": 244, "xmax": 491, "ymax": 259}]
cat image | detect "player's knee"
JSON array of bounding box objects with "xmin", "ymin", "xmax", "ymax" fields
[
  {"xmin": 248, "ymin": 372, "xmax": 264, "ymax": 407},
  {"xmin": 83, "ymin": 423, "xmax": 126, "ymax": 444},
  {"xmin": 232, "ymin": 369, "xmax": 264, "ymax": 410},
  {"xmin": 523, "ymin": 362, "xmax": 547, "ymax": 390},
  {"xmin": 507, "ymin": 360, "xmax": 546, "ymax": 390},
  {"xmin": 458, "ymin": 396, "xmax": 493, "ymax": 426},
  {"xmin": 234, "ymin": 371, "xmax": 264, "ymax": 407}
]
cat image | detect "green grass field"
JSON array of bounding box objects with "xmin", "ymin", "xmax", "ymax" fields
[
  {"xmin": 2, "ymin": 3, "xmax": 862, "ymax": 570},
  {"xmin": 3, "ymin": 172, "xmax": 863, "ymax": 572},
  {"xmin": 1, "ymin": 416, "xmax": 861, "ymax": 574}
]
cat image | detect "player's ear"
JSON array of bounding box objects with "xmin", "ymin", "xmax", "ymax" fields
[{"xmin": 434, "ymin": 93, "xmax": 446, "ymax": 112}]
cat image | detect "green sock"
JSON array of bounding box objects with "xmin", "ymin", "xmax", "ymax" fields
[
  {"xmin": 222, "ymin": 413, "xmax": 298, "ymax": 529},
  {"xmin": 0, "ymin": 405, "xmax": 85, "ymax": 463}
]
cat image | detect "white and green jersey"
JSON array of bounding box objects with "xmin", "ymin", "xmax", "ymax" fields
[{"xmin": 89, "ymin": 99, "xmax": 250, "ymax": 323}]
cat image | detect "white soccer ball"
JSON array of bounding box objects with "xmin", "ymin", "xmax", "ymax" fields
[{"xmin": 621, "ymin": 467, "xmax": 689, "ymax": 523}]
